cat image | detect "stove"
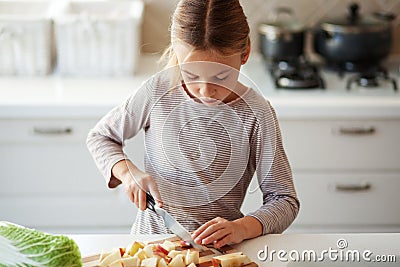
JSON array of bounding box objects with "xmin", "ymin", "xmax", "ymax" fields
[
  {"xmin": 269, "ymin": 57, "xmax": 325, "ymax": 90},
  {"xmin": 344, "ymin": 66, "xmax": 398, "ymax": 92}
]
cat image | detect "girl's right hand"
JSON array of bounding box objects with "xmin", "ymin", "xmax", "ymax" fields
[
  {"xmin": 121, "ymin": 169, "xmax": 163, "ymax": 211},
  {"xmin": 112, "ymin": 160, "xmax": 162, "ymax": 211}
]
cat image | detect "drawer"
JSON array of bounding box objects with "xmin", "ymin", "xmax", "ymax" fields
[
  {"xmin": 0, "ymin": 118, "xmax": 145, "ymax": 196},
  {"xmin": 280, "ymin": 119, "xmax": 400, "ymax": 171},
  {"xmin": 292, "ymin": 172, "xmax": 400, "ymax": 226},
  {"xmin": 0, "ymin": 119, "xmax": 96, "ymax": 143}
]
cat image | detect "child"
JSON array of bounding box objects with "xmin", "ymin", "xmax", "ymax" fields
[{"xmin": 87, "ymin": 0, "xmax": 299, "ymax": 249}]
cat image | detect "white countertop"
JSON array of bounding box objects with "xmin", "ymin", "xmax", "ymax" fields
[
  {"xmin": 1, "ymin": 54, "xmax": 400, "ymax": 119},
  {"xmin": 70, "ymin": 233, "xmax": 400, "ymax": 267}
]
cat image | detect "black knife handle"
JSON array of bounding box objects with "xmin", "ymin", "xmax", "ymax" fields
[{"xmin": 146, "ymin": 192, "xmax": 156, "ymax": 212}]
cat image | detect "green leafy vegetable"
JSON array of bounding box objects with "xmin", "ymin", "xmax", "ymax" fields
[{"xmin": 0, "ymin": 221, "xmax": 82, "ymax": 267}]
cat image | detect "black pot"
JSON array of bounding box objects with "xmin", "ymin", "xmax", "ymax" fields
[
  {"xmin": 313, "ymin": 3, "xmax": 395, "ymax": 71},
  {"xmin": 258, "ymin": 7, "xmax": 305, "ymax": 61}
]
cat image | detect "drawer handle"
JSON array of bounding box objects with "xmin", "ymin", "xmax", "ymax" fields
[
  {"xmin": 337, "ymin": 127, "xmax": 376, "ymax": 136},
  {"xmin": 33, "ymin": 127, "xmax": 73, "ymax": 136},
  {"xmin": 335, "ymin": 182, "xmax": 371, "ymax": 192}
]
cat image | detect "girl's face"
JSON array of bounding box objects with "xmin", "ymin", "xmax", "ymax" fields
[{"xmin": 173, "ymin": 43, "xmax": 249, "ymax": 106}]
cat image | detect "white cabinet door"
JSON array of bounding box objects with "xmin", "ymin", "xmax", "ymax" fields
[
  {"xmin": 279, "ymin": 119, "xmax": 400, "ymax": 171},
  {"xmin": 0, "ymin": 118, "xmax": 145, "ymax": 233},
  {"xmin": 292, "ymin": 172, "xmax": 400, "ymax": 227}
]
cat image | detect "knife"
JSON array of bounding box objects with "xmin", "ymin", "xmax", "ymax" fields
[{"xmin": 146, "ymin": 192, "xmax": 204, "ymax": 251}]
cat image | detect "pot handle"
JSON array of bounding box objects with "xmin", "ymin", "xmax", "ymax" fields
[
  {"xmin": 373, "ymin": 11, "xmax": 396, "ymax": 22},
  {"xmin": 270, "ymin": 7, "xmax": 295, "ymax": 24}
]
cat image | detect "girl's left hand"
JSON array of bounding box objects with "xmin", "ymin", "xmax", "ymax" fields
[{"xmin": 191, "ymin": 217, "xmax": 246, "ymax": 249}]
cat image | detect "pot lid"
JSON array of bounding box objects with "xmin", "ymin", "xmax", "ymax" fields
[
  {"xmin": 259, "ymin": 7, "xmax": 304, "ymax": 34},
  {"xmin": 321, "ymin": 3, "xmax": 390, "ymax": 33}
]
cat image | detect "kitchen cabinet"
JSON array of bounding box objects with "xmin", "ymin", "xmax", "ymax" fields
[
  {"xmin": 0, "ymin": 117, "xmax": 145, "ymax": 233},
  {"xmin": 241, "ymin": 119, "xmax": 400, "ymax": 233}
]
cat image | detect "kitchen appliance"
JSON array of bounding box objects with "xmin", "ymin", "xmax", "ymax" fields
[
  {"xmin": 258, "ymin": 7, "xmax": 305, "ymax": 61},
  {"xmin": 146, "ymin": 193, "xmax": 204, "ymax": 251},
  {"xmin": 313, "ymin": 3, "xmax": 395, "ymax": 72},
  {"xmin": 269, "ymin": 57, "xmax": 325, "ymax": 89},
  {"xmin": 346, "ymin": 65, "xmax": 398, "ymax": 91},
  {"xmin": 259, "ymin": 7, "xmax": 325, "ymax": 90}
]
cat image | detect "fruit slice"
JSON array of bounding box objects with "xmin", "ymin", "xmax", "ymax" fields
[{"xmin": 212, "ymin": 252, "xmax": 251, "ymax": 267}]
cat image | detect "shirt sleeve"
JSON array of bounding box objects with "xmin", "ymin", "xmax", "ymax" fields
[
  {"xmin": 86, "ymin": 77, "xmax": 155, "ymax": 188},
  {"xmin": 246, "ymin": 101, "xmax": 300, "ymax": 234}
]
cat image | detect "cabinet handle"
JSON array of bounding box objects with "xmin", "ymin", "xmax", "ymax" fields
[
  {"xmin": 337, "ymin": 126, "xmax": 376, "ymax": 136},
  {"xmin": 335, "ymin": 182, "xmax": 371, "ymax": 192},
  {"xmin": 33, "ymin": 127, "xmax": 73, "ymax": 135}
]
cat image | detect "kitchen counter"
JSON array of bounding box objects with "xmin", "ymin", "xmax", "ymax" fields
[
  {"xmin": 1, "ymin": 54, "xmax": 399, "ymax": 119},
  {"xmin": 70, "ymin": 233, "xmax": 400, "ymax": 266}
]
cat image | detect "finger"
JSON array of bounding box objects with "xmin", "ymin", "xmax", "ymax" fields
[
  {"xmin": 200, "ymin": 227, "xmax": 230, "ymax": 245},
  {"xmin": 194, "ymin": 221, "xmax": 225, "ymax": 244},
  {"xmin": 192, "ymin": 218, "xmax": 219, "ymax": 240},
  {"xmin": 138, "ymin": 189, "xmax": 147, "ymax": 211},
  {"xmin": 133, "ymin": 188, "xmax": 139, "ymax": 208},
  {"xmin": 214, "ymin": 233, "xmax": 233, "ymax": 249},
  {"xmin": 148, "ymin": 182, "xmax": 163, "ymax": 207}
]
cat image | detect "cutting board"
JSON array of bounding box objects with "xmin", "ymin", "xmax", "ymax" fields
[{"xmin": 82, "ymin": 236, "xmax": 258, "ymax": 267}]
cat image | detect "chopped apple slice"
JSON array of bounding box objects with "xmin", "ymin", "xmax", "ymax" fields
[
  {"xmin": 141, "ymin": 257, "xmax": 158, "ymax": 267},
  {"xmin": 109, "ymin": 259, "xmax": 123, "ymax": 267},
  {"xmin": 134, "ymin": 248, "xmax": 148, "ymax": 261},
  {"xmin": 185, "ymin": 250, "xmax": 199, "ymax": 265},
  {"xmin": 168, "ymin": 254, "xmax": 185, "ymax": 267},
  {"xmin": 161, "ymin": 240, "xmax": 176, "ymax": 252},
  {"xmin": 157, "ymin": 258, "xmax": 168, "ymax": 267},
  {"xmin": 167, "ymin": 250, "xmax": 184, "ymax": 259},
  {"xmin": 99, "ymin": 249, "xmax": 122, "ymax": 267},
  {"xmin": 121, "ymin": 257, "xmax": 141, "ymax": 267},
  {"xmin": 99, "ymin": 250, "xmax": 111, "ymax": 262},
  {"xmin": 143, "ymin": 244, "xmax": 157, "ymax": 258},
  {"xmin": 212, "ymin": 253, "xmax": 251, "ymax": 267},
  {"xmin": 187, "ymin": 263, "xmax": 197, "ymax": 267},
  {"xmin": 128, "ymin": 241, "xmax": 145, "ymax": 256}
]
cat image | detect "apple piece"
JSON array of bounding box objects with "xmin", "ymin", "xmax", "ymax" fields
[
  {"xmin": 212, "ymin": 253, "xmax": 251, "ymax": 267},
  {"xmin": 167, "ymin": 250, "xmax": 184, "ymax": 259},
  {"xmin": 168, "ymin": 254, "xmax": 185, "ymax": 267},
  {"xmin": 121, "ymin": 257, "xmax": 141, "ymax": 267},
  {"xmin": 161, "ymin": 240, "xmax": 176, "ymax": 252},
  {"xmin": 134, "ymin": 248, "xmax": 148, "ymax": 261},
  {"xmin": 99, "ymin": 249, "xmax": 122, "ymax": 267},
  {"xmin": 185, "ymin": 250, "xmax": 199, "ymax": 265},
  {"xmin": 128, "ymin": 241, "xmax": 145, "ymax": 256},
  {"xmin": 99, "ymin": 250, "xmax": 111, "ymax": 262},
  {"xmin": 157, "ymin": 258, "xmax": 169, "ymax": 267},
  {"xmin": 156, "ymin": 244, "xmax": 169, "ymax": 255},
  {"xmin": 143, "ymin": 244, "xmax": 156, "ymax": 258},
  {"xmin": 109, "ymin": 259, "xmax": 123, "ymax": 267},
  {"xmin": 141, "ymin": 257, "xmax": 158, "ymax": 267},
  {"xmin": 187, "ymin": 263, "xmax": 197, "ymax": 267}
]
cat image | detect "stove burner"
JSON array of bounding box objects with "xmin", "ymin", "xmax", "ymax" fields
[
  {"xmin": 269, "ymin": 58, "xmax": 325, "ymax": 89},
  {"xmin": 346, "ymin": 66, "xmax": 398, "ymax": 91}
]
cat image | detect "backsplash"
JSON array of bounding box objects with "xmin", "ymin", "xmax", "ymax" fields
[{"xmin": 141, "ymin": 0, "xmax": 400, "ymax": 56}]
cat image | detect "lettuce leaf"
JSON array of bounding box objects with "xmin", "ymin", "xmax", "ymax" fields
[{"xmin": 0, "ymin": 221, "xmax": 82, "ymax": 267}]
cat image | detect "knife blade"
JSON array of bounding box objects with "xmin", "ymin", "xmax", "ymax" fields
[{"xmin": 146, "ymin": 192, "xmax": 204, "ymax": 251}]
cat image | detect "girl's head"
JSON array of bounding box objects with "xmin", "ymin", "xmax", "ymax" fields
[{"xmin": 163, "ymin": 0, "xmax": 251, "ymax": 105}]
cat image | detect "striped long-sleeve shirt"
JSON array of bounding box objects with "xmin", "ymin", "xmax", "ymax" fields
[{"xmin": 87, "ymin": 69, "xmax": 299, "ymax": 235}]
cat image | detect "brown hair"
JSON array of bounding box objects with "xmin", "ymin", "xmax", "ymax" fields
[{"xmin": 160, "ymin": 0, "xmax": 250, "ymax": 68}]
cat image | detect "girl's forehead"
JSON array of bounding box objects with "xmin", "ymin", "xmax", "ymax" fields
[{"xmin": 173, "ymin": 42, "xmax": 240, "ymax": 65}]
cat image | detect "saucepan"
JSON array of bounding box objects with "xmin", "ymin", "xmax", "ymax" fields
[
  {"xmin": 313, "ymin": 3, "xmax": 396, "ymax": 69},
  {"xmin": 258, "ymin": 7, "xmax": 305, "ymax": 61}
]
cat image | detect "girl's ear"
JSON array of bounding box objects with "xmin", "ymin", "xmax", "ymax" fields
[{"xmin": 241, "ymin": 43, "xmax": 251, "ymax": 65}]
